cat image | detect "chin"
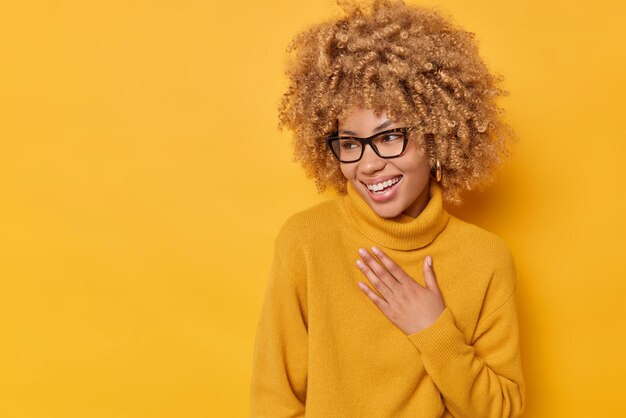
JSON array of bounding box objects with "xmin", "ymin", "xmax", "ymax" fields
[{"xmin": 354, "ymin": 188, "xmax": 404, "ymax": 218}]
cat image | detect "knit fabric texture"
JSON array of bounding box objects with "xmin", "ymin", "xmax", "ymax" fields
[{"xmin": 249, "ymin": 180, "xmax": 526, "ymax": 418}]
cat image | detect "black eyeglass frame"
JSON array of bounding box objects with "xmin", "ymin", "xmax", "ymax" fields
[{"xmin": 326, "ymin": 126, "xmax": 414, "ymax": 163}]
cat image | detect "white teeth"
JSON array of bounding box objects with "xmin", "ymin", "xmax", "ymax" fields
[{"xmin": 366, "ymin": 176, "xmax": 401, "ymax": 192}]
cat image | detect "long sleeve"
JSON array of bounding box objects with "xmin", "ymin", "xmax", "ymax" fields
[
  {"xmin": 407, "ymin": 248, "xmax": 526, "ymax": 418},
  {"xmin": 249, "ymin": 223, "xmax": 309, "ymax": 418}
]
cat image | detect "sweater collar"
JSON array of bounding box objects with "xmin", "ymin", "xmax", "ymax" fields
[{"xmin": 342, "ymin": 179, "xmax": 450, "ymax": 251}]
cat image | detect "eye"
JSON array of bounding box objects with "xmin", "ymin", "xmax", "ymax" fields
[
  {"xmin": 380, "ymin": 133, "xmax": 402, "ymax": 142},
  {"xmin": 340, "ymin": 139, "xmax": 359, "ymax": 149}
]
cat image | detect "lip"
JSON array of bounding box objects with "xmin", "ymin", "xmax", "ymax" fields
[
  {"xmin": 361, "ymin": 175, "xmax": 403, "ymax": 203},
  {"xmin": 360, "ymin": 174, "xmax": 403, "ymax": 186}
]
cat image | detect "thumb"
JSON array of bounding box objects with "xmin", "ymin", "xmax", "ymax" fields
[{"xmin": 423, "ymin": 255, "xmax": 440, "ymax": 292}]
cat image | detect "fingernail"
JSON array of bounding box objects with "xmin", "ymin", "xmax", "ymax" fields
[
  {"xmin": 371, "ymin": 246, "xmax": 381, "ymax": 255},
  {"xmin": 358, "ymin": 248, "xmax": 367, "ymax": 257},
  {"xmin": 427, "ymin": 256, "xmax": 432, "ymax": 267},
  {"xmin": 356, "ymin": 259, "xmax": 364, "ymax": 268}
]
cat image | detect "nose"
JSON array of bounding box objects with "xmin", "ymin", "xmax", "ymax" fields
[{"xmin": 358, "ymin": 143, "xmax": 386, "ymax": 173}]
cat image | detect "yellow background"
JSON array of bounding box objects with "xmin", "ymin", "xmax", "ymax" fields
[{"xmin": 1, "ymin": 0, "xmax": 624, "ymax": 417}]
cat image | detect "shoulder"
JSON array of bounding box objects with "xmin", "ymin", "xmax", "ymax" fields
[
  {"xmin": 273, "ymin": 197, "xmax": 342, "ymax": 256},
  {"xmin": 278, "ymin": 198, "xmax": 340, "ymax": 237},
  {"xmin": 446, "ymin": 215, "xmax": 517, "ymax": 298},
  {"xmin": 446, "ymin": 215, "xmax": 516, "ymax": 269}
]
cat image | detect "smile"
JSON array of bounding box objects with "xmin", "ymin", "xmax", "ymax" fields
[
  {"xmin": 365, "ymin": 175, "xmax": 402, "ymax": 193},
  {"xmin": 361, "ymin": 175, "xmax": 403, "ymax": 202}
]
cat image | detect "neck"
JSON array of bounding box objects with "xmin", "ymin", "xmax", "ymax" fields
[
  {"xmin": 402, "ymin": 180, "xmax": 432, "ymax": 218},
  {"xmin": 342, "ymin": 180, "xmax": 450, "ymax": 250}
]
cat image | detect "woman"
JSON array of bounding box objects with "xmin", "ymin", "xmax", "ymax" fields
[{"xmin": 249, "ymin": 1, "xmax": 525, "ymax": 417}]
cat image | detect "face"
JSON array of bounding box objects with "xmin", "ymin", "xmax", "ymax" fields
[{"xmin": 337, "ymin": 106, "xmax": 432, "ymax": 219}]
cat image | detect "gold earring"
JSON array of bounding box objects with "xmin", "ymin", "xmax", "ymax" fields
[{"xmin": 432, "ymin": 159, "xmax": 442, "ymax": 182}]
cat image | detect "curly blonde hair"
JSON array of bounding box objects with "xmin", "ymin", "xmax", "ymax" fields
[{"xmin": 277, "ymin": 0, "xmax": 516, "ymax": 205}]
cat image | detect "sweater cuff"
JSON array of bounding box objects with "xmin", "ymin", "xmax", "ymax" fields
[{"xmin": 406, "ymin": 307, "xmax": 468, "ymax": 369}]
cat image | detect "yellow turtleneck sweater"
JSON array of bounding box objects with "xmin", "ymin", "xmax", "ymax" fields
[{"xmin": 249, "ymin": 180, "xmax": 526, "ymax": 418}]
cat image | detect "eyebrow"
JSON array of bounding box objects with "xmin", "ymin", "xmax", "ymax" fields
[{"xmin": 338, "ymin": 119, "xmax": 394, "ymax": 136}]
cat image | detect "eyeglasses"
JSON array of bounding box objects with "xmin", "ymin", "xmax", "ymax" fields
[{"xmin": 326, "ymin": 127, "xmax": 413, "ymax": 163}]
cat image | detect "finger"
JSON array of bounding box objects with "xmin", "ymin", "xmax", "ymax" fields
[
  {"xmin": 370, "ymin": 246, "xmax": 414, "ymax": 286},
  {"xmin": 356, "ymin": 258, "xmax": 394, "ymax": 301},
  {"xmin": 358, "ymin": 248, "xmax": 399, "ymax": 293},
  {"xmin": 358, "ymin": 281, "xmax": 391, "ymax": 313},
  {"xmin": 423, "ymin": 255, "xmax": 440, "ymax": 293}
]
